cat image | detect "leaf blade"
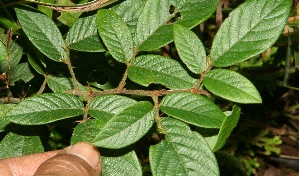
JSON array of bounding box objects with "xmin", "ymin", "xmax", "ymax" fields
[
  {"xmin": 173, "ymin": 24, "xmax": 206, "ymax": 74},
  {"xmin": 210, "ymin": 0, "xmax": 292, "ymax": 67},
  {"xmin": 89, "ymin": 95, "xmax": 137, "ymax": 119},
  {"xmin": 150, "ymin": 118, "xmax": 219, "ymax": 176},
  {"xmin": 203, "ymin": 69, "xmax": 262, "ymax": 103},
  {"xmin": 0, "ymin": 132, "xmax": 44, "ymax": 159},
  {"xmin": 15, "ymin": 7, "xmax": 67, "ymax": 61},
  {"xmin": 6, "ymin": 93, "xmax": 84, "ymax": 125},
  {"xmin": 9, "ymin": 62, "xmax": 34, "ymax": 86},
  {"xmin": 102, "ymin": 151, "xmax": 142, "ymax": 176},
  {"xmin": 213, "ymin": 105, "xmax": 241, "ymax": 151},
  {"xmin": 92, "ymin": 101, "xmax": 155, "ymax": 149},
  {"xmin": 160, "ymin": 92, "xmax": 225, "ymax": 128},
  {"xmin": 66, "ymin": 14, "xmax": 105, "ymax": 52},
  {"xmin": 128, "ymin": 55, "xmax": 196, "ymax": 89},
  {"xmin": 0, "ymin": 40, "xmax": 7, "ymax": 61},
  {"xmin": 97, "ymin": 9, "xmax": 134, "ymax": 63},
  {"xmin": 135, "ymin": 0, "xmax": 171, "ymax": 50}
]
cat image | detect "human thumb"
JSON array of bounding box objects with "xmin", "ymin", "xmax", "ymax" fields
[{"xmin": 34, "ymin": 142, "xmax": 101, "ymax": 176}]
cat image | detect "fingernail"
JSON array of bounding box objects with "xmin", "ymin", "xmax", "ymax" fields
[{"xmin": 67, "ymin": 142, "xmax": 100, "ymax": 168}]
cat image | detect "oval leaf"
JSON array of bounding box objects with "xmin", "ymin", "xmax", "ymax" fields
[
  {"xmin": 210, "ymin": 0, "xmax": 292, "ymax": 67},
  {"xmin": 150, "ymin": 118, "xmax": 219, "ymax": 176},
  {"xmin": 93, "ymin": 101, "xmax": 155, "ymax": 149},
  {"xmin": 6, "ymin": 93, "xmax": 84, "ymax": 125},
  {"xmin": 203, "ymin": 69, "xmax": 262, "ymax": 103},
  {"xmin": 128, "ymin": 55, "xmax": 196, "ymax": 89},
  {"xmin": 173, "ymin": 24, "xmax": 206, "ymax": 74},
  {"xmin": 97, "ymin": 9, "xmax": 134, "ymax": 63},
  {"xmin": 66, "ymin": 14, "xmax": 105, "ymax": 52},
  {"xmin": 160, "ymin": 92, "xmax": 225, "ymax": 128},
  {"xmin": 15, "ymin": 7, "xmax": 67, "ymax": 61}
]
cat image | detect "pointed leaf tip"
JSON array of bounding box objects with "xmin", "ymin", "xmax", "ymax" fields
[
  {"xmin": 210, "ymin": 0, "xmax": 292, "ymax": 67},
  {"xmin": 203, "ymin": 69, "xmax": 262, "ymax": 104}
]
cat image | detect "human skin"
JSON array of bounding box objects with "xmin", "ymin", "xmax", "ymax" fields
[{"xmin": 0, "ymin": 142, "xmax": 101, "ymax": 176}]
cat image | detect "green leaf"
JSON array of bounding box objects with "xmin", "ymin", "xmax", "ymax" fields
[
  {"xmin": 38, "ymin": 0, "xmax": 53, "ymax": 17},
  {"xmin": 0, "ymin": 34, "xmax": 23, "ymax": 72},
  {"xmin": 57, "ymin": 12, "xmax": 81, "ymax": 27},
  {"xmin": 71, "ymin": 119, "xmax": 98, "ymax": 144},
  {"xmin": 128, "ymin": 55, "xmax": 196, "ymax": 89},
  {"xmin": 160, "ymin": 92, "xmax": 225, "ymax": 128},
  {"xmin": 27, "ymin": 51, "xmax": 46, "ymax": 75},
  {"xmin": 47, "ymin": 75, "xmax": 76, "ymax": 93},
  {"xmin": 150, "ymin": 118, "xmax": 219, "ymax": 176},
  {"xmin": 112, "ymin": 0, "xmax": 146, "ymax": 35},
  {"xmin": 173, "ymin": 0, "xmax": 220, "ymax": 27},
  {"xmin": 0, "ymin": 40, "xmax": 7, "ymax": 61},
  {"xmin": 0, "ymin": 132, "xmax": 44, "ymax": 159},
  {"xmin": 210, "ymin": 0, "xmax": 292, "ymax": 67},
  {"xmin": 97, "ymin": 9, "xmax": 134, "ymax": 63},
  {"xmin": 135, "ymin": 0, "xmax": 171, "ymax": 50},
  {"xmin": 135, "ymin": 0, "xmax": 219, "ymax": 51},
  {"xmin": 65, "ymin": 14, "xmax": 105, "ymax": 52},
  {"xmin": 6, "ymin": 93, "xmax": 84, "ymax": 125},
  {"xmin": 92, "ymin": 101, "xmax": 155, "ymax": 149},
  {"xmin": 89, "ymin": 95, "xmax": 137, "ymax": 119},
  {"xmin": 0, "ymin": 104, "xmax": 15, "ymax": 132},
  {"xmin": 203, "ymin": 69, "xmax": 262, "ymax": 103},
  {"xmin": 55, "ymin": 0, "xmax": 83, "ymax": 27},
  {"xmin": 15, "ymin": 7, "xmax": 67, "ymax": 61},
  {"xmin": 9, "ymin": 62, "xmax": 34, "ymax": 86},
  {"xmin": 72, "ymin": 95, "xmax": 138, "ymax": 144},
  {"xmin": 47, "ymin": 75, "xmax": 88, "ymax": 93},
  {"xmin": 212, "ymin": 105, "xmax": 241, "ymax": 151},
  {"xmin": 101, "ymin": 151, "xmax": 142, "ymax": 176},
  {"xmin": 173, "ymin": 24, "xmax": 206, "ymax": 74}
]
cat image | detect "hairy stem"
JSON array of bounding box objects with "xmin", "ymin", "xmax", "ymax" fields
[
  {"xmin": 116, "ymin": 67, "xmax": 128, "ymax": 93},
  {"xmin": 64, "ymin": 47, "xmax": 80, "ymax": 91},
  {"xmin": 152, "ymin": 95, "xmax": 163, "ymax": 132},
  {"xmin": 36, "ymin": 75, "xmax": 48, "ymax": 95},
  {"xmin": 68, "ymin": 88, "xmax": 209, "ymax": 98},
  {"xmin": 193, "ymin": 57, "xmax": 213, "ymax": 90}
]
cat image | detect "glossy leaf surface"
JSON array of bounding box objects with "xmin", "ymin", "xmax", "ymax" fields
[
  {"xmin": 15, "ymin": 7, "xmax": 67, "ymax": 61},
  {"xmin": 92, "ymin": 101, "xmax": 155, "ymax": 148},
  {"xmin": 6, "ymin": 93, "xmax": 84, "ymax": 125},
  {"xmin": 203, "ymin": 69, "xmax": 262, "ymax": 103},
  {"xmin": 97, "ymin": 9, "xmax": 134, "ymax": 63},
  {"xmin": 173, "ymin": 24, "xmax": 206, "ymax": 74},
  {"xmin": 150, "ymin": 118, "xmax": 219, "ymax": 176},
  {"xmin": 210, "ymin": 0, "xmax": 292, "ymax": 66},
  {"xmin": 66, "ymin": 14, "xmax": 105, "ymax": 52},
  {"xmin": 128, "ymin": 55, "xmax": 196, "ymax": 89},
  {"xmin": 160, "ymin": 92, "xmax": 225, "ymax": 128}
]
